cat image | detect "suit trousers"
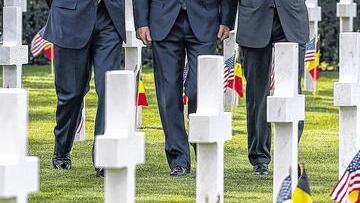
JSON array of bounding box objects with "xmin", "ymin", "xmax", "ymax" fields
[
  {"xmin": 53, "ymin": 2, "xmax": 122, "ymax": 167},
  {"xmin": 152, "ymin": 10, "xmax": 217, "ymax": 170},
  {"xmin": 240, "ymin": 9, "xmax": 305, "ymax": 166}
]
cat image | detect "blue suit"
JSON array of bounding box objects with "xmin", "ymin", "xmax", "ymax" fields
[
  {"xmin": 44, "ymin": 0, "xmax": 125, "ymax": 49},
  {"xmin": 234, "ymin": 0, "xmax": 308, "ymax": 166},
  {"xmin": 43, "ymin": 0, "xmax": 125, "ymax": 169},
  {"xmin": 134, "ymin": 0, "xmax": 236, "ymax": 171}
]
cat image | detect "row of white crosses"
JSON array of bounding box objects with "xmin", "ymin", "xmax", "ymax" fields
[
  {"xmin": 304, "ymin": 0, "xmax": 322, "ymax": 91},
  {"xmin": 334, "ymin": 33, "xmax": 360, "ymax": 176},
  {"xmin": 268, "ymin": 43, "xmax": 305, "ymax": 202},
  {"xmin": 0, "ymin": 0, "xmax": 40, "ymax": 202},
  {"xmin": 94, "ymin": 56, "xmax": 233, "ymax": 203}
]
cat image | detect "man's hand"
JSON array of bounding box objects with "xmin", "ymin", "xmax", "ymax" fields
[
  {"xmin": 136, "ymin": 26, "xmax": 152, "ymax": 46},
  {"xmin": 217, "ymin": 25, "xmax": 230, "ymax": 42}
]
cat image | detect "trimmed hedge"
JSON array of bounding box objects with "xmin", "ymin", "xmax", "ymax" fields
[{"xmin": 0, "ymin": 0, "xmax": 359, "ymax": 66}]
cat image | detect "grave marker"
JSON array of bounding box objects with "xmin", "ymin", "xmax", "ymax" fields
[
  {"xmin": 189, "ymin": 55, "xmax": 232, "ymax": 203},
  {"xmin": 334, "ymin": 33, "xmax": 360, "ymax": 176},
  {"xmin": 0, "ymin": 0, "xmax": 28, "ymax": 88},
  {"xmin": 123, "ymin": 0, "xmax": 145, "ymax": 128},
  {"xmin": 0, "ymin": 89, "xmax": 39, "ymax": 203},
  {"xmin": 95, "ymin": 71, "xmax": 145, "ymax": 203},
  {"xmin": 267, "ymin": 43, "xmax": 305, "ymax": 202},
  {"xmin": 337, "ymin": 0, "xmax": 357, "ymax": 32},
  {"xmin": 223, "ymin": 31, "xmax": 237, "ymax": 110},
  {"xmin": 304, "ymin": 0, "xmax": 322, "ymax": 91}
]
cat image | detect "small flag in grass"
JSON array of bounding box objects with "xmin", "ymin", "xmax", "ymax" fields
[
  {"xmin": 293, "ymin": 167, "xmax": 313, "ymax": 203},
  {"xmin": 331, "ymin": 150, "xmax": 360, "ymax": 203},
  {"xmin": 137, "ymin": 80, "xmax": 148, "ymax": 106}
]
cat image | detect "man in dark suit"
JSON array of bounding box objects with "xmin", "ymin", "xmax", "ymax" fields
[
  {"xmin": 134, "ymin": 0, "xmax": 237, "ymax": 176},
  {"xmin": 235, "ymin": 0, "xmax": 309, "ymax": 175},
  {"xmin": 43, "ymin": 0, "xmax": 126, "ymax": 177}
]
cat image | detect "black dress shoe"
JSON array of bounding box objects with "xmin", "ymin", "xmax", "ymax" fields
[
  {"xmin": 52, "ymin": 157, "xmax": 72, "ymax": 170},
  {"xmin": 253, "ymin": 163, "xmax": 269, "ymax": 176},
  {"xmin": 170, "ymin": 166, "xmax": 189, "ymax": 176},
  {"xmin": 96, "ymin": 168, "xmax": 105, "ymax": 178}
]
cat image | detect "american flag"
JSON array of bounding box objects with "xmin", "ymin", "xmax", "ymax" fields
[
  {"xmin": 224, "ymin": 55, "xmax": 235, "ymax": 91},
  {"xmin": 31, "ymin": 29, "xmax": 52, "ymax": 57},
  {"xmin": 331, "ymin": 151, "xmax": 360, "ymax": 203},
  {"xmin": 304, "ymin": 38, "xmax": 316, "ymax": 62},
  {"xmin": 277, "ymin": 176, "xmax": 292, "ymax": 203}
]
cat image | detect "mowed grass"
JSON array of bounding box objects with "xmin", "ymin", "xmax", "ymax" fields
[{"xmin": 0, "ymin": 66, "xmax": 338, "ymax": 202}]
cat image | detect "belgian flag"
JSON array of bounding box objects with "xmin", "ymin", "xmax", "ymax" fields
[
  {"xmin": 306, "ymin": 50, "xmax": 320, "ymax": 81},
  {"xmin": 226, "ymin": 62, "xmax": 244, "ymax": 97},
  {"xmin": 292, "ymin": 167, "xmax": 313, "ymax": 203},
  {"xmin": 137, "ymin": 80, "xmax": 148, "ymax": 106}
]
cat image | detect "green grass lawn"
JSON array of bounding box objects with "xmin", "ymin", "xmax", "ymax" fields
[{"xmin": 1, "ymin": 66, "xmax": 339, "ymax": 202}]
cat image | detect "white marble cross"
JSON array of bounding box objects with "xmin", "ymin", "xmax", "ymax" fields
[
  {"xmin": 0, "ymin": 0, "xmax": 28, "ymax": 88},
  {"xmin": 267, "ymin": 43, "xmax": 305, "ymax": 202},
  {"xmin": 223, "ymin": 31, "xmax": 238, "ymax": 111},
  {"xmin": 334, "ymin": 33, "xmax": 360, "ymax": 177},
  {"xmin": 304, "ymin": 0, "xmax": 322, "ymax": 91},
  {"xmin": 0, "ymin": 89, "xmax": 39, "ymax": 203},
  {"xmin": 189, "ymin": 55, "xmax": 232, "ymax": 203},
  {"xmin": 337, "ymin": 0, "xmax": 357, "ymax": 32},
  {"xmin": 74, "ymin": 101, "xmax": 86, "ymax": 142},
  {"xmin": 95, "ymin": 71, "xmax": 145, "ymax": 203},
  {"xmin": 123, "ymin": 0, "xmax": 145, "ymax": 129}
]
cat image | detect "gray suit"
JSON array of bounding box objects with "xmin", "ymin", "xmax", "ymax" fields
[
  {"xmin": 134, "ymin": 0, "xmax": 236, "ymax": 171},
  {"xmin": 235, "ymin": 0, "xmax": 309, "ymax": 166},
  {"xmin": 43, "ymin": 0, "xmax": 125, "ymax": 169}
]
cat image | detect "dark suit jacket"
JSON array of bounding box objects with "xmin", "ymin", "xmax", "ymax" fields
[
  {"xmin": 236, "ymin": 0, "xmax": 309, "ymax": 48},
  {"xmin": 133, "ymin": 0, "xmax": 237, "ymax": 42},
  {"xmin": 43, "ymin": 0, "xmax": 125, "ymax": 49}
]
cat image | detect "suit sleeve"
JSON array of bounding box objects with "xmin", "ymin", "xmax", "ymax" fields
[
  {"xmin": 133, "ymin": 0, "xmax": 150, "ymax": 29},
  {"xmin": 220, "ymin": 0, "xmax": 238, "ymax": 30}
]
